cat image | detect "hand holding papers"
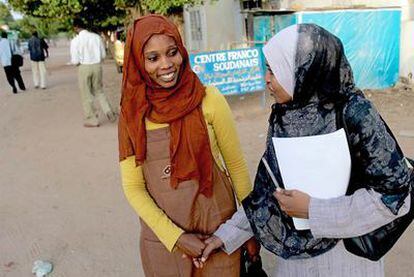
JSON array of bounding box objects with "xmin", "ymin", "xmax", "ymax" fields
[
  {"xmin": 274, "ymin": 188, "xmax": 311, "ymax": 219},
  {"xmin": 272, "ymin": 129, "xmax": 351, "ymax": 230}
]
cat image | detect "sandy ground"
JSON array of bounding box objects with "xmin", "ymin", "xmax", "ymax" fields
[{"xmin": 0, "ymin": 40, "xmax": 413, "ymax": 277}]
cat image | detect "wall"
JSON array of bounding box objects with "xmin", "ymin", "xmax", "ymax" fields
[
  {"xmin": 280, "ymin": 0, "xmax": 414, "ymax": 80},
  {"xmin": 203, "ymin": 0, "xmax": 245, "ymax": 50},
  {"xmin": 253, "ymin": 9, "xmax": 401, "ymax": 89},
  {"xmin": 285, "ymin": 0, "xmax": 403, "ymax": 9},
  {"xmin": 399, "ymin": 1, "xmax": 414, "ymax": 78},
  {"xmin": 274, "ymin": 0, "xmax": 414, "ymax": 79},
  {"xmin": 184, "ymin": 0, "xmax": 246, "ymax": 52},
  {"xmin": 184, "ymin": 0, "xmax": 414, "ymax": 81}
]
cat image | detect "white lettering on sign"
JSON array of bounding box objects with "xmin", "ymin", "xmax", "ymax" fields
[
  {"xmin": 226, "ymin": 49, "xmax": 259, "ymax": 60},
  {"xmin": 213, "ymin": 58, "xmax": 259, "ymax": 71},
  {"xmin": 194, "ymin": 52, "xmax": 227, "ymax": 64}
]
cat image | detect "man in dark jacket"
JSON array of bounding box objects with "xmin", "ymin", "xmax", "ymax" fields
[{"xmin": 28, "ymin": 31, "xmax": 49, "ymax": 89}]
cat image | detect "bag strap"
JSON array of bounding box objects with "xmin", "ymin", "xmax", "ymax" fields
[{"xmin": 261, "ymin": 157, "xmax": 281, "ymax": 190}]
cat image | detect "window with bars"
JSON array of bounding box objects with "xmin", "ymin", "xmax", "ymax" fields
[
  {"xmin": 241, "ymin": 0, "xmax": 263, "ymax": 10},
  {"xmin": 189, "ymin": 9, "xmax": 203, "ymax": 50}
]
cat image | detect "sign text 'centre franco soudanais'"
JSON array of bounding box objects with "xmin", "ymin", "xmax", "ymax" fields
[{"xmin": 190, "ymin": 47, "xmax": 265, "ymax": 95}]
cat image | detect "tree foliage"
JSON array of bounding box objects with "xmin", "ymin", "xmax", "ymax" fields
[
  {"xmin": 0, "ymin": 2, "xmax": 14, "ymax": 25},
  {"xmin": 7, "ymin": 0, "xmax": 81, "ymax": 19},
  {"xmin": 7, "ymin": 0, "xmax": 208, "ymax": 33},
  {"xmin": 7, "ymin": 0, "xmax": 125, "ymax": 32},
  {"xmin": 9, "ymin": 16, "xmax": 70, "ymax": 39},
  {"xmin": 115, "ymin": 0, "xmax": 203, "ymax": 15}
]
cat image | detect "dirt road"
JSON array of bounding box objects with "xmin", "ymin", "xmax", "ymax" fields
[{"xmin": 1, "ymin": 40, "xmax": 413, "ymax": 277}]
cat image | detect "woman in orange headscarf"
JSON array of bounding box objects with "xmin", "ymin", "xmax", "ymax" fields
[{"xmin": 118, "ymin": 14, "xmax": 254, "ymax": 276}]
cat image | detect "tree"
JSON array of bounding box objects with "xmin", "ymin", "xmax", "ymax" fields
[
  {"xmin": 6, "ymin": 0, "xmax": 82, "ymax": 19},
  {"xmin": 7, "ymin": 0, "xmax": 212, "ymax": 34},
  {"xmin": 115, "ymin": 0, "xmax": 205, "ymax": 15},
  {"xmin": 114, "ymin": 0, "xmax": 210, "ymax": 34},
  {"xmin": 8, "ymin": 0, "xmax": 126, "ymax": 32},
  {"xmin": 9, "ymin": 16, "xmax": 70, "ymax": 39},
  {"xmin": 0, "ymin": 2, "xmax": 14, "ymax": 25}
]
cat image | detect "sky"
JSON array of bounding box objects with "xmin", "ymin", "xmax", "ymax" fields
[{"xmin": 1, "ymin": 0, "xmax": 23, "ymax": 20}]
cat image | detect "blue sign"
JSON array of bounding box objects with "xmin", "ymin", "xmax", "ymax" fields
[{"xmin": 189, "ymin": 47, "xmax": 265, "ymax": 95}]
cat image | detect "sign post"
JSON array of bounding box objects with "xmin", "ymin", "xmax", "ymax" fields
[{"xmin": 189, "ymin": 47, "xmax": 265, "ymax": 96}]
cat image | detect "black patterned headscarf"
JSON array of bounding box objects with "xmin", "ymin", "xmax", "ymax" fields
[{"xmin": 242, "ymin": 24, "xmax": 411, "ymax": 259}]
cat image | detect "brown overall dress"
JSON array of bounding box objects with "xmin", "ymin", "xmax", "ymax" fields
[{"xmin": 139, "ymin": 127, "xmax": 241, "ymax": 277}]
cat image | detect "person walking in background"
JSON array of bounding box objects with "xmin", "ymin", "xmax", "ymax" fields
[
  {"xmin": 70, "ymin": 19, "xmax": 116, "ymax": 128},
  {"xmin": 0, "ymin": 32, "xmax": 26, "ymax": 94},
  {"xmin": 28, "ymin": 31, "xmax": 49, "ymax": 89}
]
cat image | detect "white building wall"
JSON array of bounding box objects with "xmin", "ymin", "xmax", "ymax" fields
[
  {"xmin": 285, "ymin": 0, "xmax": 403, "ymax": 9},
  {"xmin": 400, "ymin": 1, "xmax": 414, "ymax": 78},
  {"xmin": 184, "ymin": 0, "xmax": 245, "ymax": 51},
  {"xmin": 203, "ymin": 0, "xmax": 245, "ymax": 50}
]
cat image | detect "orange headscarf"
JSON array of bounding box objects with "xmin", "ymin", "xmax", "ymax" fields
[{"xmin": 118, "ymin": 14, "xmax": 213, "ymax": 197}]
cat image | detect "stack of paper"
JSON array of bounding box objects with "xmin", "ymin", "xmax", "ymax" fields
[{"xmin": 272, "ymin": 128, "xmax": 351, "ymax": 230}]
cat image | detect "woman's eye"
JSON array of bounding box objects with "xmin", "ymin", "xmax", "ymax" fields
[
  {"xmin": 147, "ymin": 55, "xmax": 157, "ymax": 62},
  {"xmin": 266, "ymin": 65, "xmax": 273, "ymax": 75},
  {"xmin": 167, "ymin": 49, "xmax": 178, "ymax": 57}
]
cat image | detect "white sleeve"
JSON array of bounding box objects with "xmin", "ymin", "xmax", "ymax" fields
[
  {"xmin": 70, "ymin": 37, "xmax": 79, "ymax": 65},
  {"xmin": 214, "ymin": 208, "xmax": 254, "ymax": 254},
  {"xmin": 309, "ymin": 188, "xmax": 411, "ymax": 238},
  {"xmin": 100, "ymin": 37, "xmax": 106, "ymax": 60}
]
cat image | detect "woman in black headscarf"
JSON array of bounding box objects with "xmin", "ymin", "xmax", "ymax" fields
[{"xmin": 195, "ymin": 24, "xmax": 412, "ymax": 276}]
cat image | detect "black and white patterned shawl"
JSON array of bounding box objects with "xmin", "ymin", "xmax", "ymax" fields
[{"xmin": 242, "ymin": 24, "xmax": 411, "ymax": 260}]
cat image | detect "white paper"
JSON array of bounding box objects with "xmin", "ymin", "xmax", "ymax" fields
[{"xmin": 272, "ymin": 128, "xmax": 351, "ymax": 230}]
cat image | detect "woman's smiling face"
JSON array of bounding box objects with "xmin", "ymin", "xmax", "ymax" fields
[{"xmin": 143, "ymin": 34, "xmax": 183, "ymax": 88}]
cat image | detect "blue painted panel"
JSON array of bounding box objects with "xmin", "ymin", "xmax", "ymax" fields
[
  {"xmin": 254, "ymin": 16, "xmax": 272, "ymax": 43},
  {"xmin": 253, "ymin": 9, "xmax": 401, "ymax": 89},
  {"xmin": 273, "ymin": 14, "xmax": 297, "ymax": 33},
  {"xmin": 301, "ymin": 10, "xmax": 401, "ymax": 89}
]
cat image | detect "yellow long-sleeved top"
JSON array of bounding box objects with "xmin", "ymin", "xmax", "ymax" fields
[{"xmin": 120, "ymin": 86, "xmax": 252, "ymax": 252}]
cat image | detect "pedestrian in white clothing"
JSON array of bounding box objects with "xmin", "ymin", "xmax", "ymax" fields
[{"xmin": 70, "ymin": 19, "xmax": 116, "ymax": 127}]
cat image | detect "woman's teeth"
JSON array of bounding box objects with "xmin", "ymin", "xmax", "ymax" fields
[{"xmin": 159, "ymin": 72, "xmax": 175, "ymax": 82}]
